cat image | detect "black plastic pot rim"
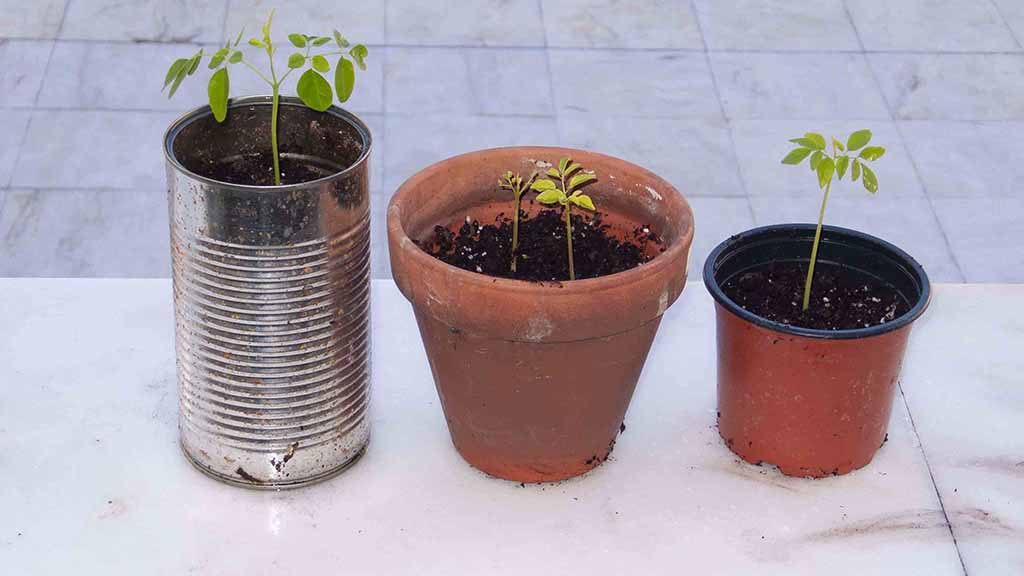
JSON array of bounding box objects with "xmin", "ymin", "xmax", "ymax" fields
[
  {"xmin": 162, "ymin": 95, "xmax": 372, "ymax": 193},
  {"xmin": 703, "ymin": 223, "xmax": 931, "ymax": 340}
]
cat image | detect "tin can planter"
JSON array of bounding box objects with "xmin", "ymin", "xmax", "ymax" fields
[
  {"xmin": 164, "ymin": 96, "xmax": 372, "ymax": 488},
  {"xmin": 704, "ymin": 224, "xmax": 930, "ymax": 477},
  {"xmin": 387, "ymin": 147, "xmax": 694, "ymax": 483}
]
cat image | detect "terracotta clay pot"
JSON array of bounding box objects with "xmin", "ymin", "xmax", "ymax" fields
[
  {"xmin": 704, "ymin": 225, "xmax": 930, "ymax": 477},
  {"xmin": 388, "ymin": 146, "xmax": 694, "ymax": 482}
]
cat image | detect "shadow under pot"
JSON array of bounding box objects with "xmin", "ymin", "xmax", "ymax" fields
[
  {"xmin": 703, "ymin": 224, "xmax": 930, "ymax": 478},
  {"xmin": 388, "ymin": 146, "xmax": 695, "ymax": 483}
]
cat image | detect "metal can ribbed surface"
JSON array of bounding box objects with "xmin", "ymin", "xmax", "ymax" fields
[{"xmin": 164, "ymin": 97, "xmax": 371, "ymax": 488}]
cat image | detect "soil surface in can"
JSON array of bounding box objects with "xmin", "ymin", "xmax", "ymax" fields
[{"xmin": 194, "ymin": 151, "xmax": 335, "ymax": 186}]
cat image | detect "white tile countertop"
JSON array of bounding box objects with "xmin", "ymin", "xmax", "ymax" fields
[{"xmin": 0, "ymin": 279, "xmax": 1020, "ymax": 575}]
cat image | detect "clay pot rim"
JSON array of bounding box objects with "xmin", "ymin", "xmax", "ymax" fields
[
  {"xmin": 163, "ymin": 95, "xmax": 373, "ymax": 193},
  {"xmin": 388, "ymin": 145, "xmax": 694, "ymax": 297},
  {"xmin": 703, "ymin": 223, "xmax": 931, "ymax": 340}
]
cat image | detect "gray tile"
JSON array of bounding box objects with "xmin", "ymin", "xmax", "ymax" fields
[
  {"xmin": 900, "ymin": 121, "xmax": 1023, "ymax": 198},
  {"xmin": 870, "ymin": 54, "xmax": 1024, "ymax": 121},
  {"xmin": 540, "ymin": 0, "xmax": 703, "ymax": 49},
  {"xmin": 383, "ymin": 114, "xmax": 557, "ymax": 191},
  {"xmin": 224, "ymin": 0, "xmax": 385, "ymax": 45},
  {"xmin": 60, "ymin": 0, "xmax": 226, "ymax": 43},
  {"xmin": 0, "ymin": 188, "xmax": 171, "ymax": 277},
  {"xmin": 370, "ymin": 191, "xmax": 390, "ymax": 279},
  {"xmin": 712, "ymin": 52, "xmax": 889, "ymax": 121},
  {"xmin": 932, "ymin": 198, "xmax": 1024, "ymax": 282},
  {"xmin": 0, "ymin": 40, "xmax": 53, "ymax": 106},
  {"xmin": 685, "ymin": 196, "xmax": 754, "ymax": 274},
  {"xmin": 12, "ymin": 110, "xmax": 178, "ymax": 190},
  {"xmin": 0, "ymin": 110, "xmax": 31, "ymax": 187},
  {"xmin": 750, "ymin": 196, "xmax": 964, "ymax": 282},
  {"xmin": 363, "ymin": 114, "xmax": 385, "ymax": 193},
  {"xmin": 993, "ymin": 0, "xmax": 1024, "ymax": 46},
  {"xmin": 0, "ymin": 0, "xmax": 65, "ymax": 39},
  {"xmin": 557, "ymin": 113, "xmax": 744, "ymax": 197},
  {"xmin": 386, "ymin": 0, "xmax": 544, "ymax": 47},
  {"xmin": 845, "ymin": 0, "xmax": 1019, "ymax": 52},
  {"xmin": 385, "ymin": 47, "xmax": 552, "ymax": 116},
  {"xmin": 550, "ymin": 50, "xmax": 720, "ymax": 119},
  {"xmin": 731, "ymin": 120, "xmax": 925, "ymax": 198},
  {"xmin": 692, "ymin": 0, "xmax": 859, "ymax": 51},
  {"xmin": 38, "ymin": 41, "xmax": 207, "ymax": 111}
]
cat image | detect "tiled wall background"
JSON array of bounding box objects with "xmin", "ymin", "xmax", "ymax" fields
[{"xmin": 1, "ymin": 0, "xmax": 1022, "ymax": 282}]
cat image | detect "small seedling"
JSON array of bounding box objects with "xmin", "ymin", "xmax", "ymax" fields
[
  {"xmin": 531, "ymin": 158, "xmax": 598, "ymax": 281},
  {"xmin": 163, "ymin": 10, "xmax": 369, "ymax": 185},
  {"xmin": 782, "ymin": 129, "xmax": 886, "ymax": 310},
  {"xmin": 499, "ymin": 170, "xmax": 538, "ymax": 273}
]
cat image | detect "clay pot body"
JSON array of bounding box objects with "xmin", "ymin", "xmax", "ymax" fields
[
  {"xmin": 388, "ymin": 147, "xmax": 694, "ymax": 482},
  {"xmin": 704, "ymin": 225, "xmax": 930, "ymax": 477}
]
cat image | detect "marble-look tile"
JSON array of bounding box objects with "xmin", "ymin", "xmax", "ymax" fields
[
  {"xmin": 684, "ymin": 196, "xmax": 754, "ymax": 274},
  {"xmin": 370, "ymin": 191, "xmax": 390, "ymax": 279},
  {"xmin": 12, "ymin": 110, "xmax": 178, "ymax": 190},
  {"xmin": 731, "ymin": 120, "xmax": 924, "ymax": 198},
  {"xmin": 385, "ymin": 47, "xmax": 552, "ymax": 116},
  {"xmin": 869, "ymin": 54, "xmax": 1024, "ymax": 121},
  {"xmin": 383, "ymin": 114, "xmax": 556, "ymax": 192},
  {"xmin": 692, "ymin": 0, "xmax": 860, "ymax": 51},
  {"xmin": 0, "ymin": 110, "xmax": 30, "ymax": 187},
  {"xmin": 0, "ymin": 40, "xmax": 52, "ymax": 106},
  {"xmin": 224, "ymin": 0, "xmax": 385, "ymax": 46},
  {"xmin": 899, "ymin": 121, "xmax": 1024, "ymax": 198},
  {"xmin": 932, "ymin": 198, "xmax": 1024, "ymax": 282},
  {"xmin": 386, "ymin": 0, "xmax": 545, "ymax": 47},
  {"xmin": 712, "ymin": 52, "xmax": 889, "ymax": 121},
  {"xmin": 0, "ymin": 188, "xmax": 170, "ymax": 277},
  {"xmin": 37, "ymin": 41, "xmax": 207, "ymax": 111},
  {"xmin": 845, "ymin": 0, "xmax": 1019, "ymax": 52},
  {"xmin": 899, "ymin": 286, "xmax": 1024, "ymax": 572},
  {"xmin": 750, "ymin": 196, "xmax": 964, "ymax": 283},
  {"xmin": 60, "ymin": 0, "xmax": 226, "ymax": 43},
  {"xmin": 540, "ymin": 0, "xmax": 703, "ymax": 49},
  {"xmin": 557, "ymin": 113, "xmax": 744, "ymax": 197},
  {"xmin": 0, "ymin": 0, "xmax": 65, "ymax": 39},
  {"xmin": 550, "ymin": 50, "xmax": 720, "ymax": 119}
]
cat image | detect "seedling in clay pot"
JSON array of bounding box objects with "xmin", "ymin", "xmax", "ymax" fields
[
  {"xmin": 499, "ymin": 170, "xmax": 537, "ymax": 272},
  {"xmin": 163, "ymin": 10, "xmax": 369, "ymax": 185},
  {"xmin": 531, "ymin": 157, "xmax": 598, "ymax": 280}
]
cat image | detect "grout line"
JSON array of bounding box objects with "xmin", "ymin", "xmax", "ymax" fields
[
  {"xmin": 988, "ymin": 0, "xmax": 1024, "ymax": 50},
  {"xmin": 536, "ymin": 0, "xmax": 560, "ymax": 132},
  {"xmin": 898, "ymin": 384, "xmax": 969, "ymax": 576}
]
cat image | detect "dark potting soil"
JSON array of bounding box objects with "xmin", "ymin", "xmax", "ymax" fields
[
  {"xmin": 420, "ymin": 208, "xmax": 662, "ymax": 282},
  {"xmin": 195, "ymin": 152, "xmax": 334, "ymax": 186},
  {"xmin": 722, "ymin": 260, "xmax": 910, "ymax": 330}
]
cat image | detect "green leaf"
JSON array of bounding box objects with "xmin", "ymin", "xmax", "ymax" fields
[
  {"xmin": 535, "ymin": 189, "xmax": 564, "ymax": 204},
  {"xmin": 816, "ymin": 156, "xmax": 835, "ymax": 189},
  {"xmin": 248, "ymin": 38, "xmax": 264, "ymax": 48},
  {"xmin": 790, "ymin": 137, "xmax": 824, "ymax": 150},
  {"xmin": 781, "ymin": 147, "xmax": 813, "ymax": 165},
  {"xmin": 163, "ymin": 58, "xmax": 188, "ymax": 89},
  {"xmin": 349, "ymin": 44, "xmax": 368, "ymax": 70},
  {"xmin": 262, "ymin": 10, "xmax": 275, "ymax": 45},
  {"xmin": 229, "ymin": 50, "xmax": 243, "ymax": 64},
  {"xmin": 288, "ymin": 53, "xmax": 306, "ymax": 69},
  {"xmin": 570, "ymin": 194, "xmax": 595, "ymax": 211},
  {"xmin": 312, "ymin": 36, "xmax": 331, "ymax": 46},
  {"xmin": 333, "ymin": 30, "xmax": 350, "ymax": 48},
  {"xmin": 166, "ymin": 60, "xmax": 190, "ymax": 98},
  {"xmin": 804, "ymin": 132, "xmax": 826, "ymax": 150},
  {"xmin": 296, "ymin": 69, "xmax": 333, "ymax": 112},
  {"xmin": 847, "ymin": 129, "xmax": 872, "ymax": 151},
  {"xmin": 852, "ymin": 158, "xmax": 862, "ymax": 182},
  {"xmin": 563, "ymin": 163, "xmax": 582, "ymax": 177},
  {"xmin": 312, "ymin": 54, "xmax": 330, "ymax": 73},
  {"xmin": 187, "ymin": 49, "xmax": 203, "ymax": 74},
  {"xmin": 208, "ymin": 67, "xmax": 230, "ymax": 123},
  {"xmin": 568, "ymin": 172, "xmax": 597, "ymax": 191},
  {"xmin": 859, "ymin": 146, "xmax": 886, "ymax": 161},
  {"xmin": 208, "ymin": 47, "xmax": 228, "ymax": 69},
  {"xmin": 809, "ymin": 150, "xmax": 824, "ymax": 170},
  {"xmin": 288, "ymin": 33, "xmax": 307, "ymax": 48},
  {"xmin": 334, "ymin": 56, "xmax": 355, "ymax": 102},
  {"xmin": 234, "ymin": 26, "xmax": 245, "ymax": 46},
  {"xmin": 546, "ymin": 167, "xmax": 560, "ymax": 178},
  {"xmin": 861, "ymin": 164, "xmax": 878, "ymax": 193},
  {"xmin": 832, "ymin": 137, "xmax": 845, "ymax": 152},
  {"xmin": 559, "ymin": 157, "xmax": 572, "ymax": 173},
  {"xmin": 531, "ymin": 179, "xmax": 557, "ymax": 192},
  {"xmin": 835, "ymin": 155, "xmax": 850, "ymax": 179}
]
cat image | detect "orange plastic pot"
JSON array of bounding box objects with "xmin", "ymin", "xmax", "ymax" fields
[
  {"xmin": 704, "ymin": 225, "xmax": 930, "ymax": 477},
  {"xmin": 388, "ymin": 147, "xmax": 694, "ymax": 482}
]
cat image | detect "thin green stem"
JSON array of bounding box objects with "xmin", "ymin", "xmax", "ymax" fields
[
  {"xmin": 271, "ymin": 83, "xmax": 281, "ymax": 185},
  {"xmin": 565, "ymin": 203, "xmax": 575, "ymax": 281},
  {"xmin": 511, "ymin": 193, "xmax": 520, "ymax": 273},
  {"xmin": 240, "ymin": 59, "xmax": 273, "ymax": 86},
  {"xmin": 802, "ymin": 177, "xmax": 832, "ymax": 310}
]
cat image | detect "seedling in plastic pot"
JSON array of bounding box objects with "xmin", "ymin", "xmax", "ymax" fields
[
  {"xmin": 531, "ymin": 158, "xmax": 598, "ymax": 281},
  {"xmin": 162, "ymin": 10, "xmax": 369, "ymax": 185},
  {"xmin": 499, "ymin": 170, "xmax": 538, "ymax": 273},
  {"xmin": 782, "ymin": 129, "xmax": 886, "ymax": 310}
]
